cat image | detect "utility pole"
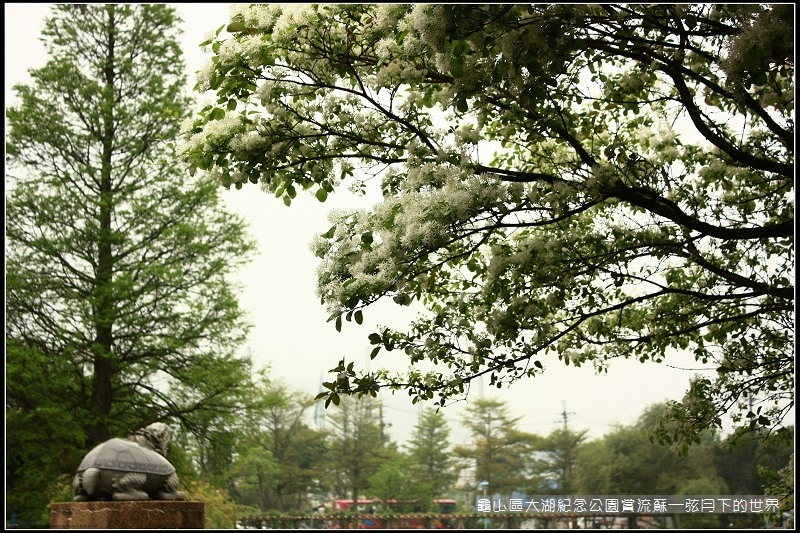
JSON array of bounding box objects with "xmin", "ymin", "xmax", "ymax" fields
[
  {"xmin": 556, "ymin": 401, "xmax": 578, "ymax": 528},
  {"xmin": 558, "ymin": 400, "xmax": 575, "ymax": 431},
  {"xmin": 379, "ymin": 403, "xmax": 386, "ymax": 443},
  {"xmin": 314, "ymin": 370, "xmax": 326, "ymax": 430}
]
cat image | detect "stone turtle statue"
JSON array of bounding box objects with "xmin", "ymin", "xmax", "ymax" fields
[{"xmin": 72, "ymin": 422, "xmax": 186, "ymax": 501}]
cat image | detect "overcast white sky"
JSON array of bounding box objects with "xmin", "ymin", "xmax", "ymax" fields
[{"xmin": 4, "ymin": 3, "xmax": 721, "ymax": 447}]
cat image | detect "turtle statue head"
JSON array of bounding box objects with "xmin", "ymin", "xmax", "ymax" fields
[
  {"xmin": 128, "ymin": 422, "xmax": 173, "ymax": 457},
  {"xmin": 72, "ymin": 422, "xmax": 185, "ymax": 501}
]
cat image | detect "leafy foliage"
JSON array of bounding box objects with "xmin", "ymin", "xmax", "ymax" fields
[
  {"xmin": 534, "ymin": 427, "xmax": 589, "ymax": 494},
  {"xmin": 573, "ymin": 404, "xmax": 730, "ymax": 527},
  {"xmin": 453, "ymin": 398, "xmax": 541, "ymax": 495},
  {"xmin": 406, "ymin": 408, "xmax": 459, "ymax": 499},
  {"xmin": 183, "ymin": 479, "xmax": 239, "ymax": 529},
  {"xmin": 368, "ymin": 451, "xmax": 429, "ymax": 504},
  {"xmin": 568, "ymin": 403, "xmax": 794, "ymax": 523},
  {"xmin": 324, "ymin": 394, "xmax": 389, "ymax": 503},
  {"xmin": 233, "ymin": 374, "xmax": 331, "ymax": 511},
  {"xmin": 182, "ymin": 4, "xmax": 794, "ymax": 449},
  {"xmin": 369, "ymin": 407, "xmax": 458, "ymax": 506}
]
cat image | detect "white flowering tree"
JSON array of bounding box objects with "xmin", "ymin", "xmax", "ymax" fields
[{"xmin": 181, "ymin": 4, "xmax": 794, "ymax": 449}]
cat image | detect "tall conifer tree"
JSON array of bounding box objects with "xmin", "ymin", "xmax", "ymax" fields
[{"xmin": 6, "ymin": 4, "xmax": 255, "ymax": 522}]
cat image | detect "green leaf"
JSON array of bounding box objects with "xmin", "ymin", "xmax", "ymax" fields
[
  {"xmin": 382, "ymin": 336, "xmax": 393, "ymax": 351},
  {"xmin": 315, "ymin": 188, "xmax": 328, "ymax": 202},
  {"xmin": 393, "ymin": 293, "xmax": 411, "ymax": 306},
  {"xmin": 450, "ymin": 57, "xmax": 464, "ymax": 78},
  {"xmin": 369, "ymin": 346, "xmax": 381, "ymax": 360},
  {"xmin": 368, "ymin": 333, "xmax": 382, "ymax": 344},
  {"xmin": 354, "ymin": 310, "xmax": 363, "ymax": 324},
  {"xmin": 748, "ymin": 70, "xmax": 767, "ymax": 87},
  {"xmin": 226, "ymin": 21, "xmax": 247, "ymax": 33},
  {"xmin": 335, "ymin": 315, "xmax": 342, "ymax": 332}
]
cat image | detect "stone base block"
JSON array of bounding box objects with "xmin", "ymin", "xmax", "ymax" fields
[{"xmin": 50, "ymin": 500, "xmax": 204, "ymax": 529}]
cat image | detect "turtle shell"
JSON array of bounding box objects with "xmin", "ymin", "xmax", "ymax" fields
[{"xmin": 77, "ymin": 438, "xmax": 176, "ymax": 475}]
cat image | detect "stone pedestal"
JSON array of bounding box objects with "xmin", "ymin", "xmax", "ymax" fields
[{"xmin": 50, "ymin": 501, "xmax": 204, "ymax": 529}]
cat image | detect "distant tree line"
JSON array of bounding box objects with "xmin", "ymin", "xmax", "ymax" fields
[
  {"xmin": 6, "ymin": 357, "xmax": 792, "ymax": 528},
  {"xmin": 191, "ymin": 385, "xmax": 796, "ymax": 530}
]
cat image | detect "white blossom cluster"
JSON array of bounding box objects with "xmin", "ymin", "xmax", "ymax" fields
[
  {"xmin": 228, "ymin": 4, "xmax": 281, "ymax": 32},
  {"xmin": 615, "ymin": 68, "xmax": 647, "ymax": 93},
  {"xmin": 179, "ymin": 113, "xmax": 244, "ymax": 158},
  {"xmin": 195, "ymin": 60, "xmax": 217, "ymax": 90},
  {"xmin": 406, "ymin": 5, "xmax": 447, "ymax": 51},
  {"xmin": 373, "ymin": 4, "xmax": 406, "ymax": 32},
  {"xmin": 270, "ymin": 4, "xmax": 316, "ymax": 34},
  {"xmin": 313, "ymin": 171, "xmax": 516, "ymax": 313},
  {"xmin": 370, "ymin": 60, "xmax": 426, "ymax": 89},
  {"xmin": 718, "ymin": 4, "xmax": 793, "ymax": 89},
  {"xmin": 229, "ymin": 131, "xmax": 267, "ymax": 153},
  {"xmin": 645, "ymin": 125, "xmax": 681, "ymax": 162},
  {"xmin": 584, "ymin": 162, "xmax": 618, "ymax": 195}
]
